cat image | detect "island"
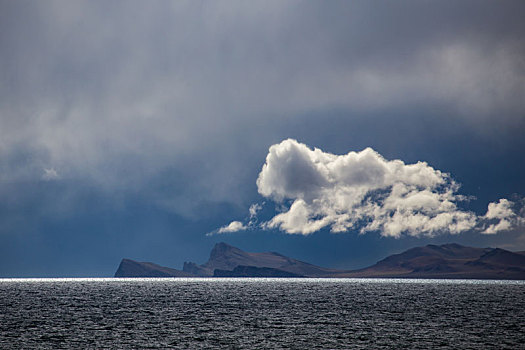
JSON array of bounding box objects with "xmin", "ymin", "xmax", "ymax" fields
[{"xmin": 115, "ymin": 242, "xmax": 525, "ymax": 280}]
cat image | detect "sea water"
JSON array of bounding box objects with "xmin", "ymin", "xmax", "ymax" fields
[{"xmin": 0, "ymin": 278, "xmax": 524, "ymax": 349}]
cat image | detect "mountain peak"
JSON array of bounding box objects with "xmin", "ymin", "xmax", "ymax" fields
[
  {"xmin": 441, "ymin": 243, "xmax": 465, "ymax": 248},
  {"xmin": 210, "ymin": 242, "xmax": 241, "ymax": 259},
  {"xmin": 213, "ymin": 242, "xmax": 235, "ymax": 250},
  {"xmin": 425, "ymin": 243, "xmax": 467, "ymax": 251}
]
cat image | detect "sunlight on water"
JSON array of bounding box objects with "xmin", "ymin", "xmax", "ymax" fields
[
  {"xmin": 1, "ymin": 277, "xmax": 523, "ymax": 285},
  {"xmin": 1, "ymin": 278, "xmax": 523, "ymax": 349}
]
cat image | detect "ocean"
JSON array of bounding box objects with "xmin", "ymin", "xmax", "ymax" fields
[{"xmin": 1, "ymin": 278, "xmax": 524, "ymax": 349}]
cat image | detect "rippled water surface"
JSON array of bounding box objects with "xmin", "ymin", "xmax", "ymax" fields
[{"xmin": 1, "ymin": 278, "xmax": 524, "ymax": 349}]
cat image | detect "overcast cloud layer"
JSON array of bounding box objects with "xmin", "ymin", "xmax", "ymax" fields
[
  {"xmin": 218, "ymin": 139, "xmax": 524, "ymax": 237},
  {"xmin": 1, "ymin": 1, "xmax": 524, "ymax": 208}
]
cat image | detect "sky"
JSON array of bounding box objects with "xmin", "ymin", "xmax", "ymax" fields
[{"xmin": 1, "ymin": 0, "xmax": 525, "ymax": 277}]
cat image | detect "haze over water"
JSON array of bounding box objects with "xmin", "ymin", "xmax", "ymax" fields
[{"xmin": 1, "ymin": 278, "xmax": 523, "ymax": 349}]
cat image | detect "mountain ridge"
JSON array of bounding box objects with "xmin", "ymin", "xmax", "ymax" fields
[
  {"xmin": 182, "ymin": 242, "xmax": 340, "ymax": 277},
  {"xmin": 115, "ymin": 242, "xmax": 525, "ymax": 279}
]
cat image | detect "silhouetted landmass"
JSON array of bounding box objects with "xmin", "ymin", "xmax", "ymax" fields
[
  {"xmin": 182, "ymin": 242, "xmax": 339, "ymax": 277},
  {"xmin": 115, "ymin": 242, "xmax": 525, "ymax": 279},
  {"xmin": 335, "ymin": 243, "xmax": 525, "ymax": 279},
  {"xmin": 114, "ymin": 259, "xmax": 194, "ymax": 277},
  {"xmin": 213, "ymin": 265, "xmax": 304, "ymax": 277}
]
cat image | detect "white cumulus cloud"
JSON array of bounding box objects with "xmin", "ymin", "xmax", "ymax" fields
[
  {"xmin": 252, "ymin": 139, "xmax": 522, "ymax": 237},
  {"xmin": 482, "ymin": 198, "xmax": 523, "ymax": 234},
  {"xmin": 217, "ymin": 221, "xmax": 248, "ymax": 234}
]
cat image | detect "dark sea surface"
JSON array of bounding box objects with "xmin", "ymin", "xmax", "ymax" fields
[{"xmin": 0, "ymin": 278, "xmax": 524, "ymax": 349}]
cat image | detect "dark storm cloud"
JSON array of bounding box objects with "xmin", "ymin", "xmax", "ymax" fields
[{"xmin": 1, "ymin": 0, "xmax": 524, "ymax": 220}]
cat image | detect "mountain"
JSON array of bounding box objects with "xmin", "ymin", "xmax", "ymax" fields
[
  {"xmin": 182, "ymin": 242, "xmax": 340, "ymax": 277},
  {"xmin": 114, "ymin": 259, "xmax": 195, "ymax": 277},
  {"xmin": 115, "ymin": 242, "xmax": 525, "ymax": 279},
  {"xmin": 336, "ymin": 243, "xmax": 525, "ymax": 279}
]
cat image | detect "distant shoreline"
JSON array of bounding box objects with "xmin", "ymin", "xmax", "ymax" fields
[{"xmin": 114, "ymin": 242, "xmax": 525, "ymax": 280}]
